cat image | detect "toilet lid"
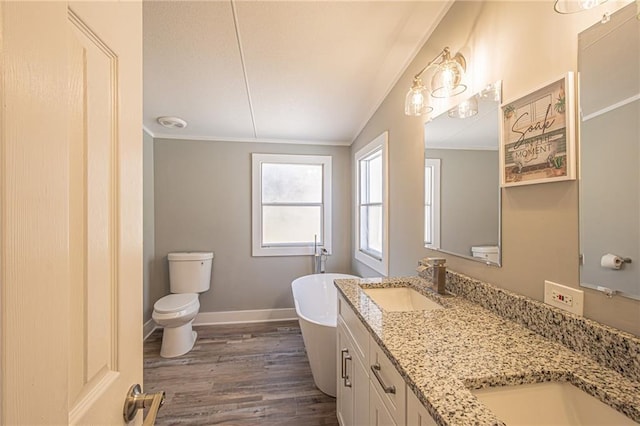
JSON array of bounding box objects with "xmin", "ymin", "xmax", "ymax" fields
[{"xmin": 154, "ymin": 293, "xmax": 198, "ymax": 314}]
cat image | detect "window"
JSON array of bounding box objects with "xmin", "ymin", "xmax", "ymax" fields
[
  {"xmin": 252, "ymin": 153, "xmax": 332, "ymax": 256},
  {"xmin": 424, "ymin": 158, "xmax": 441, "ymax": 249},
  {"xmin": 355, "ymin": 132, "xmax": 388, "ymax": 275}
]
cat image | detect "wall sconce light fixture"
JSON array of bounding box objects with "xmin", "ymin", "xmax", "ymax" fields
[
  {"xmin": 404, "ymin": 47, "xmax": 468, "ymax": 116},
  {"xmin": 554, "ymin": 0, "xmax": 608, "ymax": 14},
  {"xmin": 405, "ymin": 77, "xmax": 432, "ymax": 116},
  {"xmin": 448, "ymin": 95, "xmax": 478, "ymax": 119}
]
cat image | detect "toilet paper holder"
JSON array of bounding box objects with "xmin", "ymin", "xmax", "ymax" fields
[
  {"xmin": 599, "ymin": 253, "xmax": 632, "ymax": 270},
  {"xmin": 581, "ymin": 254, "xmax": 633, "ymax": 265}
]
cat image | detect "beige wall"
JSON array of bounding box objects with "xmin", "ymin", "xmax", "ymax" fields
[
  {"xmin": 143, "ymin": 131, "xmax": 157, "ymax": 322},
  {"xmin": 350, "ymin": 0, "xmax": 640, "ymax": 336},
  {"xmin": 151, "ymin": 138, "xmax": 352, "ymax": 314}
]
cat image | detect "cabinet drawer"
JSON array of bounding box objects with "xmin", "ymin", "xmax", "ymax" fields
[
  {"xmin": 338, "ymin": 295, "xmax": 369, "ymax": 362},
  {"xmin": 369, "ymin": 337, "xmax": 406, "ymax": 425}
]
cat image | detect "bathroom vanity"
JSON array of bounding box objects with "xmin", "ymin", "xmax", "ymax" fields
[
  {"xmin": 334, "ymin": 272, "xmax": 640, "ymax": 425},
  {"xmin": 337, "ymin": 291, "xmax": 433, "ymax": 426}
]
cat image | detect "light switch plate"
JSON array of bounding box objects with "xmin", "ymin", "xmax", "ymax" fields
[{"xmin": 544, "ymin": 280, "xmax": 584, "ymax": 316}]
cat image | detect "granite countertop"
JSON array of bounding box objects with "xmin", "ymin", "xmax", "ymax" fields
[{"xmin": 334, "ymin": 275, "xmax": 640, "ymax": 426}]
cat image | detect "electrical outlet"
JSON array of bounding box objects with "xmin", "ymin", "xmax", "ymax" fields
[
  {"xmin": 551, "ymin": 289, "xmax": 573, "ymax": 306},
  {"xmin": 544, "ymin": 281, "xmax": 584, "ymax": 316}
]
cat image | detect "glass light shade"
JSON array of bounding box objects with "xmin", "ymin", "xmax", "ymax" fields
[
  {"xmin": 404, "ymin": 78, "xmax": 433, "ymax": 116},
  {"xmin": 554, "ymin": 0, "xmax": 608, "ymax": 14},
  {"xmin": 479, "ymin": 83, "xmax": 501, "ymax": 102},
  {"xmin": 430, "ymin": 59, "xmax": 467, "ymax": 98},
  {"xmin": 448, "ymin": 96, "xmax": 478, "ymax": 119}
]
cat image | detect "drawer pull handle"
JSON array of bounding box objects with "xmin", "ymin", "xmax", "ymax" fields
[
  {"xmin": 341, "ymin": 348, "xmax": 352, "ymax": 387},
  {"xmin": 344, "ymin": 354, "xmax": 352, "ymax": 387},
  {"xmin": 371, "ymin": 363, "xmax": 396, "ymax": 394},
  {"xmin": 340, "ymin": 348, "xmax": 349, "ymax": 379}
]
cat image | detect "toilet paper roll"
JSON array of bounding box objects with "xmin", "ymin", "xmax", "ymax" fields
[{"xmin": 600, "ymin": 253, "xmax": 623, "ymax": 270}]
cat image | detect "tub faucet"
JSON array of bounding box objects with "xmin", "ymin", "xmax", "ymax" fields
[
  {"xmin": 313, "ymin": 235, "xmax": 328, "ymax": 274},
  {"xmin": 318, "ymin": 248, "xmax": 328, "ymax": 273},
  {"xmin": 422, "ymin": 257, "xmax": 447, "ymax": 295}
]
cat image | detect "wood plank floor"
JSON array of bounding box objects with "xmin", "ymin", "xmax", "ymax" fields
[{"xmin": 144, "ymin": 320, "xmax": 339, "ymax": 425}]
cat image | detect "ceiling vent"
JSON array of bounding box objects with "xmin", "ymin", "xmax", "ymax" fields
[{"xmin": 157, "ymin": 116, "xmax": 188, "ymax": 129}]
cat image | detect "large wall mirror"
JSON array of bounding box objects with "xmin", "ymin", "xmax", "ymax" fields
[
  {"xmin": 578, "ymin": 2, "xmax": 639, "ymax": 300},
  {"xmin": 424, "ymin": 81, "xmax": 502, "ymax": 266}
]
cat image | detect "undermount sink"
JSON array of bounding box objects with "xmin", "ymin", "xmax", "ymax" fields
[
  {"xmin": 362, "ymin": 287, "xmax": 443, "ymax": 312},
  {"xmin": 472, "ymin": 381, "xmax": 635, "ymax": 425}
]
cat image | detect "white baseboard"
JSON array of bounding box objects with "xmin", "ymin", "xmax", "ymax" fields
[
  {"xmin": 194, "ymin": 308, "xmax": 297, "ymax": 326},
  {"xmin": 143, "ymin": 318, "xmax": 157, "ymax": 341},
  {"xmin": 144, "ymin": 309, "xmax": 298, "ymax": 340}
]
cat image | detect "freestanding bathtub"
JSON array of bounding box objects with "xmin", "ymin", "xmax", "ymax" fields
[{"xmin": 291, "ymin": 273, "xmax": 359, "ymax": 397}]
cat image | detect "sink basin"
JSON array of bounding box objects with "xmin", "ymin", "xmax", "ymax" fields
[
  {"xmin": 362, "ymin": 287, "xmax": 443, "ymax": 312},
  {"xmin": 472, "ymin": 381, "xmax": 635, "ymax": 425}
]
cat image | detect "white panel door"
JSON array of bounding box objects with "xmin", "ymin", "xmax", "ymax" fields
[{"xmin": 1, "ymin": 1, "xmax": 143, "ymax": 424}]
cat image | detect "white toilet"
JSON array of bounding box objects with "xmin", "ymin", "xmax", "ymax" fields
[
  {"xmin": 471, "ymin": 245, "xmax": 499, "ymax": 263},
  {"xmin": 152, "ymin": 252, "xmax": 213, "ymax": 358}
]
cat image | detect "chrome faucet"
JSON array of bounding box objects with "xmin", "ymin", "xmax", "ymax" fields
[
  {"xmin": 318, "ymin": 248, "xmax": 328, "ymax": 273},
  {"xmin": 313, "ymin": 235, "xmax": 328, "ymax": 274},
  {"xmin": 418, "ymin": 257, "xmax": 447, "ymax": 295}
]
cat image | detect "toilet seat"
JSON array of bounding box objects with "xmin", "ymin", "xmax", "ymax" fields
[{"xmin": 154, "ymin": 293, "xmax": 198, "ymax": 314}]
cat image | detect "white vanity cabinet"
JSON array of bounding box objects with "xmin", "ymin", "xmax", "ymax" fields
[
  {"xmin": 337, "ymin": 294, "xmax": 437, "ymax": 426},
  {"xmin": 337, "ymin": 295, "xmax": 370, "ymax": 426}
]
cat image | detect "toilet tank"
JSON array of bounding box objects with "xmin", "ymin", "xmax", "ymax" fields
[
  {"xmin": 471, "ymin": 246, "xmax": 499, "ymax": 263},
  {"xmin": 168, "ymin": 252, "xmax": 214, "ymax": 293}
]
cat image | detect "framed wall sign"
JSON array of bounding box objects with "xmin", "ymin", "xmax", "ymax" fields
[{"xmin": 500, "ymin": 73, "xmax": 576, "ymax": 187}]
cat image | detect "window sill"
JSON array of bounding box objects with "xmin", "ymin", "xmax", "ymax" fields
[
  {"xmin": 253, "ymin": 246, "xmax": 332, "ymax": 257},
  {"xmin": 355, "ymin": 250, "xmax": 387, "ymax": 276}
]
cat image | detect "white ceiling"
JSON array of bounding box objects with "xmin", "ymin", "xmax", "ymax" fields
[{"xmin": 143, "ymin": 0, "xmax": 453, "ymax": 145}]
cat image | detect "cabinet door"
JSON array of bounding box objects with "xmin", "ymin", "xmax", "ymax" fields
[
  {"xmin": 407, "ymin": 388, "xmax": 438, "ymax": 426},
  {"xmin": 370, "ymin": 382, "xmax": 397, "ymax": 426},
  {"xmin": 337, "ymin": 321, "xmax": 354, "ymax": 426},
  {"xmin": 337, "ymin": 317, "xmax": 370, "ymax": 426},
  {"xmin": 352, "ymin": 348, "xmax": 370, "ymax": 426}
]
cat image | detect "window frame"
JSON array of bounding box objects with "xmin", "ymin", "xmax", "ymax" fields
[
  {"xmin": 252, "ymin": 153, "xmax": 332, "ymax": 257},
  {"xmin": 355, "ymin": 132, "xmax": 388, "ymax": 275},
  {"xmin": 424, "ymin": 158, "xmax": 441, "ymax": 249}
]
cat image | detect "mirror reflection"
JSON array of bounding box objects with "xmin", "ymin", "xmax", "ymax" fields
[
  {"xmin": 578, "ymin": 2, "xmax": 640, "ymax": 300},
  {"xmin": 424, "ymin": 81, "xmax": 502, "ymax": 266}
]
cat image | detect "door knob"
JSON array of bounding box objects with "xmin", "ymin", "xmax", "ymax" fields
[{"xmin": 123, "ymin": 384, "xmax": 165, "ymax": 425}]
